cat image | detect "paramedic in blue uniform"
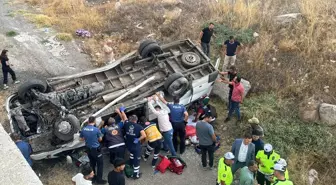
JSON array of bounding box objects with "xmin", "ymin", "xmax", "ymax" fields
[
  {"xmin": 80, "ymin": 116, "xmax": 107, "ymax": 184},
  {"xmin": 120, "ymin": 106, "xmax": 147, "ymax": 179},
  {"xmin": 157, "ymin": 93, "xmax": 189, "ymax": 155}
]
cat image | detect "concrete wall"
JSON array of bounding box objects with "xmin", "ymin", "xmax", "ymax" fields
[{"xmin": 0, "ymin": 124, "xmax": 43, "ymax": 185}]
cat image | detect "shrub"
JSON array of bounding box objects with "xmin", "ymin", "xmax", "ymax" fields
[{"xmin": 6, "ymin": 31, "xmax": 18, "ymax": 37}]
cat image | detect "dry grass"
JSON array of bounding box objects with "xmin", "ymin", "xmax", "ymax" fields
[
  {"xmin": 56, "ymin": 33, "xmax": 73, "ymax": 41},
  {"xmin": 24, "ymin": 13, "xmax": 54, "ymax": 27},
  {"xmin": 15, "ymin": 0, "xmax": 336, "ymax": 184}
]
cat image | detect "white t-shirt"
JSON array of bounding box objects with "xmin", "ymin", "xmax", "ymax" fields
[
  {"xmin": 72, "ymin": 173, "xmax": 92, "ymax": 185},
  {"xmin": 238, "ymin": 142, "xmax": 249, "ymax": 162}
]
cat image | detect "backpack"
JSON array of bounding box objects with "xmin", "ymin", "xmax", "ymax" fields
[{"xmin": 124, "ymin": 164, "xmax": 133, "ymax": 178}]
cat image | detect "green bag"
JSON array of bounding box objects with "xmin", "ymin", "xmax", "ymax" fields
[{"xmin": 124, "ymin": 164, "xmax": 133, "ymax": 178}]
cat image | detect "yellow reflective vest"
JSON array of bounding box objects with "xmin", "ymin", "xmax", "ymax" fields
[
  {"xmin": 217, "ymin": 158, "xmax": 233, "ymax": 185},
  {"xmin": 256, "ymin": 150, "xmax": 280, "ymax": 175}
]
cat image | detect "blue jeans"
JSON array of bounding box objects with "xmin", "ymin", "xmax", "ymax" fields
[
  {"xmin": 162, "ymin": 129, "xmax": 177, "ymax": 156},
  {"xmin": 228, "ymin": 100, "xmax": 241, "ymax": 120}
]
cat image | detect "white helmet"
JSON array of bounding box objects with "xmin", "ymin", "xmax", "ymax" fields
[{"xmin": 277, "ymin": 158, "xmax": 287, "ymax": 167}]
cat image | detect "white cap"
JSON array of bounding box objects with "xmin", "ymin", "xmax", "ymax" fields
[
  {"xmin": 277, "ymin": 158, "xmax": 287, "ymax": 167},
  {"xmin": 224, "ymin": 152, "xmax": 235, "ymax": 160},
  {"xmin": 264, "ymin": 143, "xmax": 273, "ymax": 152},
  {"xmin": 272, "ymin": 163, "xmax": 285, "ymax": 172}
]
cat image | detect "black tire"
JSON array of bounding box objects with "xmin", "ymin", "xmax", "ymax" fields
[
  {"xmin": 140, "ymin": 43, "xmax": 162, "ymax": 58},
  {"xmin": 181, "ymin": 52, "xmax": 201, "ymax": 68},
  {"xmin": 54, "ymin": 114, "xmax": 80, "ymax": 141},
  {"xmin": 164, "ymin": 73, "xmax": 184, "ymax": 90},
  {"xmin": 138, "ymin": 40, "xmax": 156, "ymax": 55},
  {"xmin": 167, "ymin": 77, "xmax": 190, "ymax": 97},
  {"xmin": 18, "ymin": 79, "xmax": 47, "ymax": 100}
]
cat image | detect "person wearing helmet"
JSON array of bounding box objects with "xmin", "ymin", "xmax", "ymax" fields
[
  {"xmin": 217, "ymin": 152, "xmax": 235, "ymax": 185},
  {"xmin": 271, "ymin": 164, "xmax": 293, "ymax": 185},
  {"xmin": 271, "ymin": 159, "xmax": 289, "ymax": 183},
  {"xmin": 256, "ymin": 144, "xmax": 281, "ymax": 185}
]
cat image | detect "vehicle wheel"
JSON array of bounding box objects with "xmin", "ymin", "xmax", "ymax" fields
[
  {"xmin": 138, "ymin": 40, "xmax": 156, "ymax": 55},
  {"xmin": 18, "ymin": 79, "xmax": 47, "ymax": 100},
  {"xmin": 181, "ymin": 52, "xmax": 201, "ymax": 68},
  {"xmin": 166, "ymin": 77, "xmax": 190, "ymax": 97},
  {"xmin": 140, "ymin": 43, "xmax": 162, "ymax": 58},
  {"xmin": 54, "ymin": 114, "xmax": 80, "ymax": 141},
  {"xmin": 164, "ymin": 73, "xmax": 184, "ymax": 90}
]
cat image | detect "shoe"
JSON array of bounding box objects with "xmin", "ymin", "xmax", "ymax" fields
[
  {"xmin": 142, "ymin": 155, "xmax": 147, "ymax": 162},
  {"xmin": 3, "ymin": 85, "xmax": 8, "ymax": 90},
  {"xmin": 224, "ymin": 117, "xmax": 230, "ymax": 122},
  {"xmin": 208, "ymin": 166, "xmax": 213, "ymax": 170},
  {"xmin": 14, "ymin": 80, "xmax": 20, "ymax": 84},
  {"xmin": 202, "ymin": 166, "xmax": 208, "ymax": 171},
  {"xmin": 236, "ymin": 119, "xmax": 242, "ymax": 124},
  {"xmin": 95, "ymin": 179, "xmax": 107, "ymax": 184},
  {"xmin": 133, "ymin": 173, "xmax": 142, "ymax": 180},
  {"xmin": 152, "ymin": 166, "xmax": 156, "ymax": 170}
]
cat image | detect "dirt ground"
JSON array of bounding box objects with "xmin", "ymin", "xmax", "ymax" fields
[{"xmin": 0, "ymin": 0, "xmax": 240, "ymax": 185}]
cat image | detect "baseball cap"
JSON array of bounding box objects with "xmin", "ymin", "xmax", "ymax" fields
[
  {"xmin": 277, "ymin": 158, "xmax": 287, "ymax": 166},
  {"xmin": 224, "ymin": 152, "xmax": 235, "ymax": 160},
  {"xmin": 272, "ymin": 163, "xmax": 285, "ymax": 172},
  {"xmin": 264, "ymin": 143, "xmax": 273, "ymax": 152}
]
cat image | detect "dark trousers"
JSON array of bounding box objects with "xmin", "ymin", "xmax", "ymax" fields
[
  {"xmin": 228, "ymin": 88, "xmax": 233, "ymax": 109},
  {"xmin": 128, "ymin": 144, "xmax": 141, "ymax": 177},
  {"xmin": 2, "ymin": 67, "xmax": 16, "ymax": 84},
  {"xmin": 257, "ymin": 171, "xmax": 271, "ymax": 185},
  {"xmin": 109, "ymin": 145, "xmax": 125, "ymax": 164},
  {"xmin": 201, "ymin": 42, "xmax": 210, "ymax": 56},
  {"xmin": 172, "ymin": 122, "xmax": 186, "ymax": 154},
  {"xmin": 144, "ymin": 140, "xmax": 162, "ymax": 167},
  {"xmin": 228, "ymin": 100, "xmax": 241, "ymax": 120},
  {"xmin": 199, "ymin": 144, "xmax": 214, "ymax": 167},
  {"xmin": 87, "ymin": 147, "xmax": 104, "ymax": 181}
]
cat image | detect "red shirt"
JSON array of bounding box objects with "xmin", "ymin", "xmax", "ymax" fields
[{"xmin": 231, "ymin": 82, "xmax": 244, "ymax": 102}]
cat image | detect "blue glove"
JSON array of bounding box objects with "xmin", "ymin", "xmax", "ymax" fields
[
  {"xmin": 119, "ymin": 106, "xmax": 126, "ymax": 112},
  {"xmin": 133, "ymin": 138, "xmax": 139, "ymax": 144}
]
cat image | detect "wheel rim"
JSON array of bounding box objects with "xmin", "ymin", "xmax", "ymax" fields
[
  {"xmin": 184, "ymin": 53, "xmax": 197, "ymax": 63},
  {"xmin": 58, "ymin": 121, "xmax": 72, "ymax": 134}
]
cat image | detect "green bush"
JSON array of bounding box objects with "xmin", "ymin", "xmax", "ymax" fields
[
  {"xmin": 6, "ymin": 31, "xmax": 18, "ymax": 37},
  {"xmin": 242, "ymin": 93, "xmax": 334, "ymax": 157}
]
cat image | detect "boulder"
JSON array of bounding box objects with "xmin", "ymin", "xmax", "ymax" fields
[
  {"xmin": 319, "ymin": 103, "xmax": 336, "ymax": 126},
  {"xmin": 211, "ymin": 79, "xmax": 251, "ymax": 103},
  {"xmin": 299, "ymin": 98, "xmax": 320, "ymax": 122},
  {"xmin": 275, "ymin": 13, "xmax": 301, "ymax": 24}
]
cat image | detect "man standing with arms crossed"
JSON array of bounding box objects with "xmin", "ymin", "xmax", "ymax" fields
[
  {"xmin": 148, "ymin": 96, "xmax": 177, "ymax": 156},
  {"xmin": 222, "ymin": 36, "xmax": 242, "ymax": 70},
  {"xmin": 199, "ymin": 23, "xmax": 216, "ymax": 57},
  {"xmin": 80, "ymin": 116, "xmax": 107, "ymax": 184},
  {"xmin": 157, "ymin": 93, "xmax": 189, "ymax": 155}
]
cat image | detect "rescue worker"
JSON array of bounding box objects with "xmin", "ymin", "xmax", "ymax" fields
[
  {"xmin": 80, "ymin": 116, "xmax": 107, "ymax": 184},
  {"xmin": 101, "ymin": 110, "xmax": 125, "ymax": 164},
  {"xmin": 271, "ymin": 158, "xmax": 289, "ymax": 183},
  {"xmin": 272, "ymin": 164, "xmax": 293, "ymax": 185},
  {"xmin": 121, "ymin": 106, "xmax": 146, "ymax": 179},
  {"xmin": 217, "ymin": 152, "xmax": 235, "ymax": 185},
  {"xmin": 256, "ymin": 144, "xmax": 281, "ymax": 185},
  {"xmin": 139, "ymin": 116, "xmax": 163, "ymax": 169},
  {"xmin": 156, "ymin": 92, "xmax": 189, "ymax": 155}
]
